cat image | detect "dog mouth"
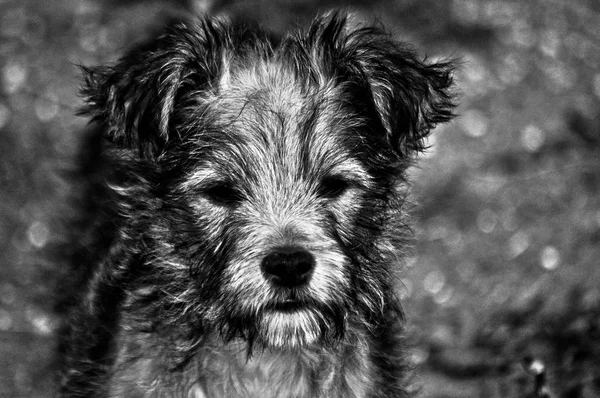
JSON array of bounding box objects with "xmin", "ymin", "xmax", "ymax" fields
[
  {"xmin": 257, "ymin": 296, "xmax": 344, "ymax": 348},
  {"xmin": 269, "ymin": 299, "xmax": 303, "ymax": 313},
  {"xmin": 263, "ymin": 295, "xmax": 312, "ymax": 314}
]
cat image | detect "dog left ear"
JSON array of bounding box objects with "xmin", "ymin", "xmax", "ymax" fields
[
  {"xmin": 79, "ymin": 19, "xmax": 230, "ymax": 159},
  {"xmin": 309, "ymin": 13, "xmax": 457, "ymax": 157}
]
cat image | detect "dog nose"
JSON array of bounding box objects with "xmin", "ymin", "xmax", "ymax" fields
[{"xmin": 261, "ymin": 247, "xmax": 315, "ymax": 287}]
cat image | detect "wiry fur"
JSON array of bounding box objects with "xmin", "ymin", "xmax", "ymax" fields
[{"xmin": 59, "ymin": 12, "xmax": 456, "ymax": 398}]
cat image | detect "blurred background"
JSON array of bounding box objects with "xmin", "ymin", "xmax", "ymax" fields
[{"xmin": 1, "ymin": 0, "xmax": 600, "ymax": 396}]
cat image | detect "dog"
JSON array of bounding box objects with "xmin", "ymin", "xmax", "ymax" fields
[{"xmin": 58, "ymin": 12, "xmax": 456, "ymax": 398}]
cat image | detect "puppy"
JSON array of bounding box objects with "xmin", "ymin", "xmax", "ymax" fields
[{"xmin": 59, "ymin": 12, "xmax": 456, "ymax": 398}]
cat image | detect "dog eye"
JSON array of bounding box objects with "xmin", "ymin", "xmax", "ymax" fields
[
  {"xmin": 202, "ymin": 183, "xmax": 243, "ymax": 206},
  {"xmin": 317, "ymin": 176, "xmax": 351, "ymax": 199}
]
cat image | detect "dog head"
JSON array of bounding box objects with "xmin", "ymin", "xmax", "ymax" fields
[{"xmin": 81, "ymin": 13, "xmax": 456, "ymax": 351}]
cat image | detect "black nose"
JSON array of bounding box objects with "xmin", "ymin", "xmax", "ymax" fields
[{"xmin": 261, "ymin": 247, "xmax": 315, "ymax": 287}]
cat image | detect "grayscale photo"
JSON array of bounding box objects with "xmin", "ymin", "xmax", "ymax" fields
[{"xmin": 0, "ymin": 1, "xmax": 598, "ymax": 397}]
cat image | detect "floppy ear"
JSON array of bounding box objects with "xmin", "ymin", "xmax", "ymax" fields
[
  {"xmin": 79, "ymin": 19, "xmax": 231, "ymax": 159},
  {"xmin": 307, "ymin": 13, "xmax": 457, "ymax": 156}
]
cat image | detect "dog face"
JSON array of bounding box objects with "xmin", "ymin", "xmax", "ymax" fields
[
  {"xmin": 178, "ymin": 63, "xmax": 400, "ymax": 349},
  {"xmin": 80, "ymin": 13, "xmax": 455, "ymax": 353}
]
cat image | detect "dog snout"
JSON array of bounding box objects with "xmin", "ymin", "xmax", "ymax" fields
[{"xmin": 261, "ymin": 247, "xmax": 315, "ymax": 287}]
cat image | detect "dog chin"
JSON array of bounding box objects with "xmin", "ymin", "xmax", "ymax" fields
[{"xmin": 259, "ymin": 307, "xmax": 325, "ymax": 349}]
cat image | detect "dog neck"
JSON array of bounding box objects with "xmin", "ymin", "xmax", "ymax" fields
[
  {"xmin": 109, "ymin": 327, "xmax": 375, "ymax": 398},
  {"xmin": 198, "ymin": 331, "xmax": 374, "ymax": 398}
]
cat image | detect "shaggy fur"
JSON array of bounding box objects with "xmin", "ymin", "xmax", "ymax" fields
[{"xmin": 59, "ymin": 12, "xmax": 456, "ymax": 398}]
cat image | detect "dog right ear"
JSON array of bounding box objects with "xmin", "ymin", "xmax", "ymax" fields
[
  {"xmin": 300, "ymin": 13, "xmax": 457, "ymax": 158},
  {"xmin": 79, "ymin": 19, "xmax": 230, "ymax": 159}
]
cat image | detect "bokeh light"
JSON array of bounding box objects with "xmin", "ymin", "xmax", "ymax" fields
[{"xmin": 2, "ymin": 62, "xmax": 28, "ymax": 93}]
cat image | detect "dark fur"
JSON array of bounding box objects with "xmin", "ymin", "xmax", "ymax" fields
[{"xmin": 59, "ymin": 12, "xmax": 456, "ymax": 398}]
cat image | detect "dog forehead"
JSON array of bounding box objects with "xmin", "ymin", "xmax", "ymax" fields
[
  {"xmin": 199, "ymin": 61, "xmax": 361, "ymax": 174},
  {"xmin": 216, "ymin": 60, "xmax": 309, "ymax": 124}
]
